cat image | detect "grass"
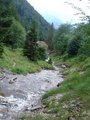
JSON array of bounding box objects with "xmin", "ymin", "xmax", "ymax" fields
[
  {"xmin": 1, "ymin": 49, "xmax": 90, "ymax": 119},
  {"xmin": 20, "ymin": 114, "xmax": 56, "ymax": 120},
  {"xmin": 42, "ymin": 56, "xmax": 90, "ymax": 119},
  {"xmin": 0, "ymin": 47, "xmax": 52, "ymax": 74},
  {"xmin": 19, "ymin": 55, "xmax": 90, "ymax": 120}
]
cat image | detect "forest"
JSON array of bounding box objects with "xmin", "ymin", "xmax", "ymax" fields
[{"xmin": 0, "ymin": 0, "xmax": 90, "ymax": 120}]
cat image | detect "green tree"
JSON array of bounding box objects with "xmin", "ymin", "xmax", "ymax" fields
[
  {"xmin": 76, "ymin": 23, "xmax": 90, "ymax": 56},
  {"xmin": 23, "ymin": 21, "xmax": 38, "ymax": 61},
  {"xmin": 38, "ymin": 29, "xmax": 45, "ymax": 41},
  {"xmin": 12, "ymin": 0, "xmax": 49, "ymax": 39},
  {"xmin": 4, "ymin": 18, "xmax": 26, "ymax": 48},
  {"xmin": 47, "ymin": 23, "xmax": 54, "ymax": 50},
  {"xmin": 67, "ymin": 34, "xmax": 82, "ymax": 56},
  {"xmin": 79, "ymin": 36, "xmax": 90, "ymax": 56},
  {"xmin": 37, "ymin": 45, "xmax": 47, "ymax": 60},
  {"xmin": 0, "ymin": 0, "xmax": 14, "ymax": 56},
  {"xmin": 53, "ymin": 24, "xmax": 72, "ymax": 54}
]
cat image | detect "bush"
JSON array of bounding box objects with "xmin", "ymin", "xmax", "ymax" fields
[
  {"xmin": 53, "ymin": 23, "xmax": 72, "ymax": 55},
  {"xmin": 37, "ymin": 45, "xmax": 47, "ymax": 60},
  {"xmin": 67, "ymin": 34, "xmax": 82, "ymax": 57},
  {"xmin": 62, "ymin": 54, "xmax": 69, "ymax": 61},
  {"xmin": 79, "ymin": 36, "xmax": 90, "ymax": 56}
]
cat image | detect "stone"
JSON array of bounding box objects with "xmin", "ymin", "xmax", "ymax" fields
[
  {"xmin": 57, "ymin": 82, "xmax": 61, "ymax": 87},
  {"xmin": 8, "ymin": 77, "xmax": 17, "ymax": 84},
  {"xmin": 68, "ymin": 116, "xmax": 76, "ymax": 120}
]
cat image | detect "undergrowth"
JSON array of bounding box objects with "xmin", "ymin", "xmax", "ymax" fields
[{"xmin": 0, "ymin": 47, "xmax": 52, "ymax": 74}]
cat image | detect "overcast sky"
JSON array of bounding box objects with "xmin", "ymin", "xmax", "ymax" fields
[{"xmin": 27, "ymin": 0, "xmax": 90, "ymax": 25}]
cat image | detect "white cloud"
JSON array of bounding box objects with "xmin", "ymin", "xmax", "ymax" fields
[{"xmin": 27, "ymin": 0, "xmax": 90, "ymax": 24}]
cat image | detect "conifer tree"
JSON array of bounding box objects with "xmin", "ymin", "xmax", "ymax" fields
[
  {"xmin": 0, "ymin": 0, "xmax": 14, "ymax": 56},
  {"xmin": 47, "ymin": 23, "xmax": 54, "ymax": 50},
  {"xmin": 23, "ymin": 21, "xmax": 38, "ymax": 61}
]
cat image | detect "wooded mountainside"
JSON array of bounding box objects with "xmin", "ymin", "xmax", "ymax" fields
[
  {"xmin": 0, "ymin": 0, "xmax": 51, "ymax": 52},
  {"xmin": 12, "ymin": 0, "xmax": 50, "ymax": 38}
]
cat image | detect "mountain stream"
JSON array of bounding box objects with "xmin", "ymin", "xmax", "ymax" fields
[{"xmin": 0, "ymin": 67, "xmax": 63, "ymax": 120}]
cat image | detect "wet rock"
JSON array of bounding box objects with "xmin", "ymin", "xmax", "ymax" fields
[
  {"xmin": 68, "ymin": 116, "xmax": 76, "ymax": 120},
  {"xmin": 13, "ymin": 77, "xmax": 17, "ymax": 81},
  {"xmin": 9, "ymin": 80, "xmax": 15, "ymax": 84},
  {"xmin": 0, "ymin": 76, "xmax": 5, "ymax": 81},
  {"xmin": 30, "ymin": 106, "xmax": 42, "ymax": 111},
  {"xmin": 62, "ymin": 104, "xmax": 68, "ymax": 109},
  {"xmin": 61, "ymin": 64, "xmax": 66, "ymax": 69},
  {"xmin": 57, "ymin": 82, "xmax": 62, "ymax": 87},
  {"xmin": 60, "ymin": 64, "xmax": 70, "ymax": 69},
  {"xmin": 0, "ymin": 113, "xmax": 3, "ymax": 117},
  {"xmin": 45, "ymin": 79, "xmax": 51, "ymax": 83},
  {"xmin": 8, "ymin": 77, "xmax": 17, "ymax": 84}
]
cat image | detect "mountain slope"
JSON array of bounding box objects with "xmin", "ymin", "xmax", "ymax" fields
[{"xmin": 12, "ymin": 0, "xmax": 50, "ymax": 39}]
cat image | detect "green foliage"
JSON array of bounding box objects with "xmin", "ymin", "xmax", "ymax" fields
[
  {"xmin": 53, "ymin": 22, "xmax": 90, "ymax": 57},
  {"xmin": 0, "ymin": 0, "xmax": 26, "ymax": 49},
  {"xmin": 75, "ymin": 23, "xmax": 90, "ymax": 57},
  {"xmin": 4, "ymin": 18, "xmax": 26, "ymax": 48},
  {"xmin": 20, "ymin": 114, "xmax": 55, "ymax": 120},
  {"xmin": 0, "ymin": 0, "xmax": 13, "ymax": 17},
  {"xmin": 20, "ymin": 115, "xmax": 43, "ymax": 120},
  {"xmin": 51, "ymin": 56, "xmax": 90, "ymax": 96},
  {"xmin": 53, "ymin": 24, "xmax": 72, "ymax": 55},
  {"xmin": 79, "ymin": 36, "xmax": 90, "ymax": 56},
  {"xmin": 75, "ymin": 23, "xmax": 90, "ymax": 36},
  {"xmin": 42, "ymin": 56, "xmax": 90, "ymax": 120},
  {"xmin": 38, "ymin": 61, "xmax": 52, "ymax": 69},
  {"xmin": 22, "ymin": 56, "xmax": 90, "ymax": 120},
  {"xmin": 0, "ymin": 47, "xmax": 52, "ymax": 74},
  {"xmin": 0, "ymin": 0, "xmax": 14, "ymax": 56},
  {"xmin": 37, "ymin": 45, "xmax": 47, "ymax": 60},
  {"xmin": 47, "ymin": 23, "xmax": 54, "ymax": 50},
  {"xmin": 23, "ymin": 21, "xmax": 38, "ymax": 61},
  {"xmin": 12, "ymin": 0, "xmax": 49, "ymax": 39},
  {"xmin": 67, "ymin": 34, "xmax": 82, "ymax": 56},
  {"xmin": 55, "ymin": 34, "xmax": 70, "ymax": 54}
]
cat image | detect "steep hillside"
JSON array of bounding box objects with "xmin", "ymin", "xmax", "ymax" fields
[{"xmin": 12, "ymin": 0, "xmax": 50, "ymax": 39}]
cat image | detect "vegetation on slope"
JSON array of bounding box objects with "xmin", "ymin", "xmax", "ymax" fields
[
  {"xmin": 20, "ymin": 56, "xmax": 90, "ymax": 120},
  {"xmin": 12, "ymin": 0, "xmax": 50, "ymax": 39},
  {"xmin": 0, "ymin": 47, "xmax": 52, "ymax": 74},
  {"xmin": 42, "ymin": 56, "xmax": 90, "ymax": 119}
]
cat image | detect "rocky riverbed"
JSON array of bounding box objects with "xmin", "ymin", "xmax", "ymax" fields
[{"xmin": 0, "ymin": 69, "xmax": 63, "ymax": 120}]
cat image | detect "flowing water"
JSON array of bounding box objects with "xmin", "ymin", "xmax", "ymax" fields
[{"xmin": 0, "ymin": 68, "xmax": 63, "ymax": 120}]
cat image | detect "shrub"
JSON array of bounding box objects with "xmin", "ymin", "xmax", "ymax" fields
[
  {"xmin": 67, "ymin": 34, "xmax": 82, "ymax": 57},
  {"xmin": 37, "ymin": 45, "xmax": 47, "ymax": 60},
  {"xmin": 79, "ymin": 36, "xmax": 90, "ymax": 56}
]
